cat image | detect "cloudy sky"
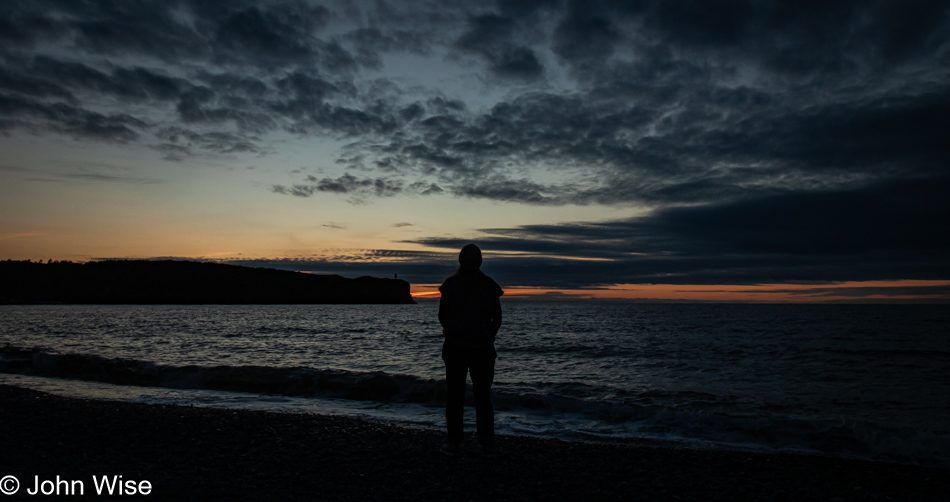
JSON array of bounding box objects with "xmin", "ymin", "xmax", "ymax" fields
[{"xmin": 2, "ymin": 0, "xmax": 948, "ymax": 301}]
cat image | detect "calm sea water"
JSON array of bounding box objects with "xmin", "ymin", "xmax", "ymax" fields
[{"xmin": 1, "ymin": 302, "xmax": 948, "ymax": 465}]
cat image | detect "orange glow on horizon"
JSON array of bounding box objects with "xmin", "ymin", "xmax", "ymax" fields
[
  {"xmin": 410, "ymin": 287, "xmax": 442, "ymax": 298},
  {"xmin": 411, "ymin": 280, "xmax": 950, "ymax": 302}
]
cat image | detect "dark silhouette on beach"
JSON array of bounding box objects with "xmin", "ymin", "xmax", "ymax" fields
[
  {"xmin": 438, "ymin": 244, "xmax": 504, "ymax": 456},
  {"xmin": 0, "ymin": 259, "xmax": 414, "ymax": 304}
]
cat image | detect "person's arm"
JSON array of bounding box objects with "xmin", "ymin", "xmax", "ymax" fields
[
  {"xmin": 489, "ymin": 295, "xmax": 502, "ymax": 339},
  {"xmin": 438, "ymin": 294, "xmax": 449, "ymax": 329}
]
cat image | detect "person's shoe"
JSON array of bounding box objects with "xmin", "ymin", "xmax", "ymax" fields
[{"xmin": 440, "ymin": 439, "xmax": 461, "ymax": 456}]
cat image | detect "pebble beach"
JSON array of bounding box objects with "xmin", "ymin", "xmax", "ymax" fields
[{"xmin": 1, "ymin": 385, "xmax": 947, "ymax": 501}]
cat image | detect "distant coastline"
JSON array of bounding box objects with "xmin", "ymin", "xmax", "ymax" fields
[{"xmin": 0, "ymin": 259, "xmax": 414, "ymax": 305}]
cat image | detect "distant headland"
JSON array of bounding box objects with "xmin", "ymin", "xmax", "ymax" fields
[{"xmin": 0, "ymin": 260, "xmax": 415, "ymax": 305}]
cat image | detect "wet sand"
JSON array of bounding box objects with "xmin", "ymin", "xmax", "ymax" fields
[{"xmin": 0, "ymin": 384, "xmax": 946, "ymax": 501}]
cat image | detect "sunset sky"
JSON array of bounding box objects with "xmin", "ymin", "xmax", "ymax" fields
[{"xmin": 1, "ymin": 0, "xmax": 948, "ymax": 302}]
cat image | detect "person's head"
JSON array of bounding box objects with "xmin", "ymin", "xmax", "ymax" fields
[{"xmin": 458, "ymin": 243, "xmax": 482, "ymax": 271}]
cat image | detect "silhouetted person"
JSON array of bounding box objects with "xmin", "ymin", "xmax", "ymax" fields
[{"xmin": 439, "ymin": 244, "xmax": 504, "ymax": 456}]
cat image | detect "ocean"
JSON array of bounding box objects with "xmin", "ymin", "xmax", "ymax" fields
[{"xmin": 1, "ymin": 302, "xmax": 947, "ymax": 466}]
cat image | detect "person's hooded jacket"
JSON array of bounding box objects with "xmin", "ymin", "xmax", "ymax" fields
[{"xmin": 438, "ymin": 270, "xmax": 503, "ymax": 350}]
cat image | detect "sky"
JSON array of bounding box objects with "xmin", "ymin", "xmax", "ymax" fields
[{"xmin": 1, "ymin": 0, "xmax": 949, "ymax": 302}]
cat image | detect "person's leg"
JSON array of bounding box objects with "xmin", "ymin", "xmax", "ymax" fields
[
  {"xmin": 468, "ymin": 349, "xmax": 496, "ymax": 446},
  {"xmin": 441, "ymin": 342, "xmax": 468, "ymax": 442}
]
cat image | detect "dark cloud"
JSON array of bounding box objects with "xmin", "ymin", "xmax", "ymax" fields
[
  {"xmin": 155, "ymin": 127, "xmax": 265, "ymax": 158},
  {"xmin": 456, "ymin": 14, "xmax": 544, "ymax": 80},
  {"xmin": 272, "ymin": 173, "xmax": 407, "ymax": 199},
  {"xmin": 0, "ymin": 0, "xmax": 418, "ymax": 152},
  {"xmin": 496, "ymin": 0, "xmax": 562, "ymax": 18},
  {"xmin": 0, "ymin": 93, "xmax": 146, "ymax": 142},
  {"xmin": 545, "ymin": 0, "xmax": 950, "ymax": 76},
  {"xmin": 195, "ymin": 72, "xmax": 268, "ymax": 98},
  {"xmin": 1, "ymin": 0, "xmax": 945, "ymax": 182},
  {"xmin": 450, "ymin": 177, "xmax": 561, "ymax": 204},
  {"xmin": 50, "ymin": 0, "xmax": 211, "ymax": 63},
  {"xmin": 354, "ymin": 65, "xmax": 950, "ymax": 206},
  {"xmin": 29, "ymin": 56, "xmax": 187, "ymax": 102},
  {"xmin": 57, "ymin": 171, "xmax": 160, "ymax": 185},
  {"xmin": 0, "ymin": 66, "xmax": 77, "ymax": 103},
  {"xmin": 212, "ymin": 4, "xmax": 338, "ymax": 68},
  {"xmin": 344, "ymin": 27, "xmax": 432, "ymax": 68},
  {"xmin": 651, "ymin": 177, "xmax": 950, "ymax": 256},
  {"xmin": 552, "ymin": 11, "xmax": 621, "ymax": 65},
  {"xmin": 0, "ymin": 8, "xmax": 58, "ymax": 48},
  {"xmin": 276, "ymin": 71, "xmax": 341, "ymax": 102},
  {"xmin": 158, "ymin": 165, "xmax": 950, "ymax": 291},
  {"xmin": 403, "ymin": 176, "xmax": 950, "ymax": 287},
  {"xmin": 175, "ymin": 85, "xmax": 279, "ymax": 134}
]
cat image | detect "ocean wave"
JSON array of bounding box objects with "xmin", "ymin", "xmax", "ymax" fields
[
  {"xmin": 794, "ymin": 347, "xmax": 950, "ymax": 358},
  {"xmin": 1, "ymin": 345, "xmax": 947, "ymax": 466},
  {"xmin": 0, "ymin": 346, "xmax": 442, "ymax": 403}
]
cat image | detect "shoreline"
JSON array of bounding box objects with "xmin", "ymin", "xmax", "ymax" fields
[{"xmin": 1, "ymin": 384, "xmax": 947, "ymax": 501}]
